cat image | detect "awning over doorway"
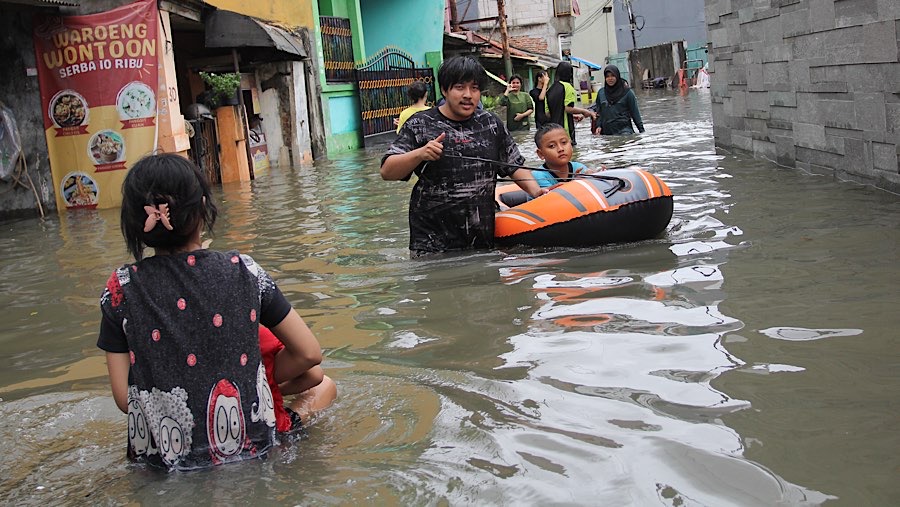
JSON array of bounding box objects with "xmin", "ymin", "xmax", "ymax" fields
[
  {"xmin": 205, "ymin": 9, "xmax": 306, "ymax": 60},
  {"xmin": 569, "ymin": 56, "xmax": 602, "ymax": 70}
]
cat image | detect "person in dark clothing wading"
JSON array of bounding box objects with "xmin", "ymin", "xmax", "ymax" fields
[
  {"xmin": 591, "ymin": 64, "xmax": 645, "ymax": 136},
  {"xmin": 380, "ymin": 56, "xmax": 544, "ymax": 257}
]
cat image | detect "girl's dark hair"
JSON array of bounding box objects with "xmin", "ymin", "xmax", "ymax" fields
[
  {"xmin": 534, "ymin": 122, "xmax": 567, "ymax": 147},
  {"xmin": 533, "ymin": 70, "xmax": 548, "ymax": 87},
  {"xmin": 437, "ymin": 56, "xmax": 487, "ymax": 93},
  {"xmin": 407, "ymin": 80, "xmax": 429, "ymax": 102},
  {"xmin": 555, "ymin": 61, "xmax": 574, "ymax": 83},
  {"xmin": 120, "ymin": 153, "xmax": 217, "ymax": 261},
  {"xmin": 508, "ymin": 74, "xmax": 523, "ymax": 85}
]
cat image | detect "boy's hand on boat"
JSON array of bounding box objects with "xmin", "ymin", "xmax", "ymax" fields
[{"xmin": 419, "ymin": 132, "xmax": 445, "ymax": 162}]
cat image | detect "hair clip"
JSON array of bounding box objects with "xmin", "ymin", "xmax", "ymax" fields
[{"xmin": 143, "ymin": 203, "xmax": 174, "ymax": 232}]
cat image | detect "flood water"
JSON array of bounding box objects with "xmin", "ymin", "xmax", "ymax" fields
[{"xmin": 1, "ymin": 89, "xmax": 899, "ymax": 506}]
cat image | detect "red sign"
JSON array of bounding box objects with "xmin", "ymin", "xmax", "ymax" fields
[{"xmin": 33, "ymin": 0, "xmax": 159, "ymax": 210}]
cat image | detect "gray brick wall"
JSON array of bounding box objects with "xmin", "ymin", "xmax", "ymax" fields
[{"xmin": 706, "ymin": 0, "xmax": 900, "ymax": 193}]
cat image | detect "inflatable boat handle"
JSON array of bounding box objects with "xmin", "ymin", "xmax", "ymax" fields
[{"xmin": 443, "ymin": 154, "xmax": 627, "ymax": 196}]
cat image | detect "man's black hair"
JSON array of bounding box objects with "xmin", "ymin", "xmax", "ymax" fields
[{"xmin": 437, "ymin": 56, "xmax": 487, "ymax": 92}]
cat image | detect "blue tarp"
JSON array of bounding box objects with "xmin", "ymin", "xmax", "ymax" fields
[{"xmin": 569, "ymin": 56, "xmax": 602, "ymax": 70}]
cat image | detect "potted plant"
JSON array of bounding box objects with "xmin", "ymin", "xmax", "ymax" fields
[{"xmin": 199, "ymin": 71, "xmax": 241, "ymax": 108}]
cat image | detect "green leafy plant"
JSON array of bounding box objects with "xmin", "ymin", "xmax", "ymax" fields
[
  {"xmin": 481, "ymin": 94, "xmax": 499, "ymax": 111},
  {"xmin": 199, "ymin": 72, "xmax": 240, "ymax": 108}
]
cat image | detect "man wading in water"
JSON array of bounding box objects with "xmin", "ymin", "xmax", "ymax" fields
[{"xmin": 380, "ymin": 56, "xmax": 544, "ymax": 257}]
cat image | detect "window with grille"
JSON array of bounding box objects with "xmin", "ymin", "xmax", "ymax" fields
[
  {"xmin": 320, "ymin": 16, "xmax": 354, "ymax": 82},
  {"xmin": 554, "ymin": 0, "xmax": 573, "ymax": 16}
]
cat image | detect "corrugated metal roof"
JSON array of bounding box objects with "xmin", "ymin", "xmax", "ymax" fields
[{"xmin": 205, "ymin": 9, "xmax": 306, "ymax": 59}]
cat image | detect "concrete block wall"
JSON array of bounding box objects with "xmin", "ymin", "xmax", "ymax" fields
[{"xmin": 705, "ymin": 0, "xmax": 900, "ymax": 193}]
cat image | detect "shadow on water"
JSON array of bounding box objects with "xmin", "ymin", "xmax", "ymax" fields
[{"xmin": 1, "ymin": 89, "xmax": 899, "ymax": 505}]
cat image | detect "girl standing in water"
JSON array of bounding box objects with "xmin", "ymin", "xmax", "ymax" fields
[
  {"xmin": 97, "ymin": 153, "xmax": 336, "ymax": 471},
  {"xmin": 591, "ymin": 65, "xmax": 645, "ymax": 135}
]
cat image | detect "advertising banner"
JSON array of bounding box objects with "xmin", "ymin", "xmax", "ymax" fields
[{"xmin": 33, "ymin": 0, "xmax": 158, "ymax": 210}]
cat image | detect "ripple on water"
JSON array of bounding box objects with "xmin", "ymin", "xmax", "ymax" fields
[{"xmin": 4, "ymin": 88, "xmax": 895, "ymax": 504}]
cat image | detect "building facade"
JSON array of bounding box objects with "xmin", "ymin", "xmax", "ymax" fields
[
  {"xmin": 570, "ymin": 0, "xmax": 618, "ymax": 69},
  {"xmin": 0, "ymin": 0, "xmax": 317, "ymax": 215},
  {"xmin": 314, "ymin": 0, "xmax": 444, "ymax": 153},
  {"xmin": 0, "ymin": 0, "xmax": 448, "ymax": 216},
  {"xmin": 459, "ymin": 0, "xmax": 576, "ymax": 61},
  {"xmin": 612, "ymin": 0, "xmax": 707, "ymax": 51}
]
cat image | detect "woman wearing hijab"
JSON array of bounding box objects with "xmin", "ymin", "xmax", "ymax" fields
[
  {"xmin": 590, "ymin": 65, "xmax": 645, "ymax": 135},
  {"xmin": 545, "ymin": 61, "xmax": 596, "ymax": 145}
]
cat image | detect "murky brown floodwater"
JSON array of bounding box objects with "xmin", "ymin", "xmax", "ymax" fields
[{"xmin": 1, "ymin": 89, "xmax": 898, "ymax": 506}]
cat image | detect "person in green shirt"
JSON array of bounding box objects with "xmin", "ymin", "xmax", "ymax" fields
[{"xmin": 498, "ymin": 74, "xmax": 534, "ymax": 131}]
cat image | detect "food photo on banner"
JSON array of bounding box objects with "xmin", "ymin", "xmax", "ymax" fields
[{"xmin": 32, "ymin": 0, "xmax": 159, "ymax": 210}]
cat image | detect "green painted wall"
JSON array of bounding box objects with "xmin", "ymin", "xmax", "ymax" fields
[
  {"xmin": 315, "ymin": 0, "xmax": 365, "ymax": 153},
  {"xmin": 360, "ymin": 0, "xmax": 443, "ymax": 65}
]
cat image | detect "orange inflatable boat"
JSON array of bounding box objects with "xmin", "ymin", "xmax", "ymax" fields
[{"xmin": 494, "ymin": 168, "xmax": 673, "ymax": 247}]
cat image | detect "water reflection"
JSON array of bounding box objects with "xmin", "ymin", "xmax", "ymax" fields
[{"xmin": 1, "ymin": 89, "xmax": 898, "ymax": 505}]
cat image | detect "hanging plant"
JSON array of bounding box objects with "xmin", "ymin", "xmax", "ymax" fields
[{"xmin": 199, "ymin": 72, "xmax": 240, "ymax": 108}]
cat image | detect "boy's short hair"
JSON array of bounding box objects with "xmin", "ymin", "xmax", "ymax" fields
[
  {"xmin": 407, "ymin": 80, "xmax": 429, "ymax": 102},
  {"xmin": 534, "ymin": 123, "xmax": 567, "ymax": 147},
  {"xmin": 437, "ymin": 56, "xmax": 487, "ymax": 93}
]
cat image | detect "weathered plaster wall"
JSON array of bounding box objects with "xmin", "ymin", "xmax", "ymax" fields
[
  {"xmin": 706, "ymin": 0, "xmax": 900, "ymax": 193},
  {"xmin": 0, "ymin": 8, "xmax": 55, "ymax": 216},
  {"xmin": 475, "ymin": 0, "xmax": 574, "ymax": 59},
  {"xmin": 571, "ymin": 0, "xmax": 618, "ymax": 67},
  {"xmin": 203, "ymin": 1, "xmax": 314, "ymax": 28}
]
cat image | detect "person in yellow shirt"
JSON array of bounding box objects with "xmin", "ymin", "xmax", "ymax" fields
[
  {"xmin": 545, "ymin": 61, "xmax": 595, "ymax": 145},
  {"xmin": 395, "ymin": 81, "xmax": 430, "ymax": 133}
]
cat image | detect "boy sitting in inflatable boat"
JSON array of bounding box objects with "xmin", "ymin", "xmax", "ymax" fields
[
  {"xmin": 496, "ymin": 123, "xmax": 605, "ymax": 209},
  {"xmin": 530, "ymin": 123, "xmax": 595, "ymax": 188}
]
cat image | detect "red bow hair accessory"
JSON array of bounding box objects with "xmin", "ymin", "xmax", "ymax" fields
[{"xmin": 143, "ymin": 204, "xmax": 174, "ymax": 232}]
